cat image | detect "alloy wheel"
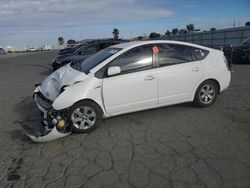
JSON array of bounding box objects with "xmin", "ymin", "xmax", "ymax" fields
[
  {"xmin": 199, "ymin": 84, "xmax": 216, "ymax": 104},
  {"xmin": 71, "ymin": 106, "xmax": 97, "ymax": 130}
]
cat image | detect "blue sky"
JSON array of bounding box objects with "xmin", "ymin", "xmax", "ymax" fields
[{"xmin": 0, "ymin": 0, "xmax": 249, "ymax": 47}]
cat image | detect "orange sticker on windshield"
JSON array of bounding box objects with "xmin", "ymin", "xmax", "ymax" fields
[{"xmin": 153, "ymin": 46, "xmax": 159, "ymax": 54}]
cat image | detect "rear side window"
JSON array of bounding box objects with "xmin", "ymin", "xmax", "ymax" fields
[
  {"xmin": 192, "ymin": 49, "xmax": 209, "ymax": 61},
  {"xmin": 157, "ymin": 44, "xmax": 208, "ymax": 67},
  {"xmin": 109, "ymin": 45, "xmax": 153, "ymax": 75}
]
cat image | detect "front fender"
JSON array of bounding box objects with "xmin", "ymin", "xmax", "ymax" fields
[
  {"xmin": 52, "ymin": 77, "xmax": 106, "ymax": 114},
  {"xmin": 52, "ymin": 80, "xmax": 90, "ymax": 110}
]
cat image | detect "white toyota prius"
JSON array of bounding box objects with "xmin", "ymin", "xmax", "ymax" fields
[{"xmin": 24, "ymin": 40, "xmax": 231, "ymax": 142}]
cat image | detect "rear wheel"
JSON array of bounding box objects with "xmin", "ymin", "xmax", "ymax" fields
[
  {"xmin": 68, "ymin": 101, "xmax": 102, "ymax": 133},
  {"xmin": 194, "ymin": 80, "xmax": 218, "ymax": 107},
  {"xmin": 247, "ymin": 53, "xmax": 250, "ymax": 64}
]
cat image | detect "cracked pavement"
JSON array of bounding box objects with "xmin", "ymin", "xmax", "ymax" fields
[{"xmin": 0, "ymin": 51, "xmax": 250, "ymax": 188}]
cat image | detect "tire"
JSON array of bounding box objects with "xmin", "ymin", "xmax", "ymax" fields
[
  {"xmin": 67, "ymin": 101, "xmax": 102, "ymax": 133},
  {"xmin": 247, "ymin": 54, "xmax": 250, "ymax": 64},
  {"xmin": 194, "ymin": 80, "xmax": 219, "ymax": 107}
]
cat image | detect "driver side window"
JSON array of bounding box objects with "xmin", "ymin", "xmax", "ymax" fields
[{"xmin": 109, "ymin": 45, "xmax": 153, "ymax": 75}]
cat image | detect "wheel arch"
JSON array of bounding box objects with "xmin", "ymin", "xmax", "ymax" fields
[
  {"xmin": 193, "ymin": 78, "xmax": 221, "ymax": 100},
  {"xmin": 204, "ymin": 79, "xmax": 221, "ymax": 94},
  {"xmin": 71, "ymin": 98, "xmax": 104, "ymax": 115}
]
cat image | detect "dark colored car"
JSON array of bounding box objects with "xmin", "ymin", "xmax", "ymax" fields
[
  {"xmin": 224, "ymin": 37, "xmax": 250, "ymax": 64},
  {"xmin": 58, "ymin": 44, "xmax": 86, "ymax": 55},
  {"xmin": 0, "ymin": 48, "xmax": 6, "ymax": 55},
  {"xmin": 52, "ymin": 39, "xmax": 128, "ymax": 70}
]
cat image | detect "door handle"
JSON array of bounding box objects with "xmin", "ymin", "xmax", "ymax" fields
[
  {"xmin": 144, "ymin": 75, "xmax": 154, "ymax": 81},
  {"xmin": 192, "ymin": 67, "xmax": 200, "ymax": 72}
]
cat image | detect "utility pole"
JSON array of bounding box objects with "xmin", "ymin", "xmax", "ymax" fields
[{"xmin": 233, "ymin": 20, "xmax": 235, "ymax": 28}]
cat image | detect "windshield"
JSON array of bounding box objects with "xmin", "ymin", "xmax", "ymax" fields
[
  {"xmin": 80, "ymin": 48, "xmax": 121, "ymax": 73},
  {"xmin": 240, "ymin": 37, "xmax": 250, "ymax": 46}
]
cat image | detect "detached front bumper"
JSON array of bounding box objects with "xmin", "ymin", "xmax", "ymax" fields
[
  {"xmin": 22, "ymin": 88, "xmax": 71, "ymax": 142},
  {"xmin": 23, "ymin": 124, "xmax": 71, "ymax": 143}
]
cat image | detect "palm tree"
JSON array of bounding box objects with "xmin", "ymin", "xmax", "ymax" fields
[
  {"xmin": 58, "ymin": 37, "xmax": 64, "ymax": 45},
  {"xmin": 112, "ymin": 28, "xmax": 119, "ymax": 40}
]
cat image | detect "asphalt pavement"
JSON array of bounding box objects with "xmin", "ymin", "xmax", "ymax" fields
[{"xmin": 0, "ymin": 50, "xmax": 250, "ymax": 188}]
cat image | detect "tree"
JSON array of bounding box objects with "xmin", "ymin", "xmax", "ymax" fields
[
  {"xmin": 149, "ymin": 32, "xmax": 161, "ymax": 39},
  {"xmin": 245, "ymin": 21, "xmax": 250, "ymax": 26},
  {"xmin": 186, "ymin": 24, "xmax": 195, "ymax": 32},
  {"xmin": 137, "ymin": 36, "xmax": 143, "ymax": 40},
  {"xmin": 165, "ymin": 30, "xmax": 171, "ymax": 36},
  {"xmin": 210, "ymin": 28, "xmax": 216, "ymax": 31},
  {"xmin": 179, "ymin": 29, "xmax": 187, "ymax": 35},
  {"xmin": 172, "ymin": 28, "xmax": 179, "ymax": 35},
  {"xmin": 58, "ymin": 37, "xmax": 64, "ymax": 45},
  {"xmin": 67, "ymin": 39, "xmax": 76, "ymax": 44},
  {"xmin": 112, "ymin": 28, "xmax": 119, "ymax": 40}
]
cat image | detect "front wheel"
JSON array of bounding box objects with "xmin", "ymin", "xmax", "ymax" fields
[
  {"xmin": 67, "ymin": 101, "xmax": 102, "ymax": 133},
  {"xmin": 194, "ymin": 80, "xmax": 218, "ymax": 107}
]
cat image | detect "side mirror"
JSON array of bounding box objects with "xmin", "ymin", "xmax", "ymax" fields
[{"xmin": 107, "ymin": 66, "xmax": 121, "ymax": 76}]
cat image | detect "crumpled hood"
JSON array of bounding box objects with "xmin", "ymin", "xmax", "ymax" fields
[{"xmin": 40, "ymin": 64, "xmax": 88, "ymax": 101}]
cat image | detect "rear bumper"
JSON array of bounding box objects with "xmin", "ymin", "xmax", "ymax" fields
[{"xmin": 219, "ymin": 70, "xmax": 231, "ymax": 93}]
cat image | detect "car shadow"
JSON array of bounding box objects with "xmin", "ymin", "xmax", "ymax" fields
[
  {"xmin": 11, "ymin": 96, "xmax": 195, "ymax": 142},
  {"xmin": 232, "ymin": 61, "xmax": 249, "ymax": 65},
  {"xmin": 12, "ymin": 97, "xmax": 42, "ymax": 143},
  {"xmin": 113, "ymin": 102, "xmax": 196, "ymax": 119},
  {"xmin": 39, "ymin": 69, "xmax": 53, "ymax": 76}
]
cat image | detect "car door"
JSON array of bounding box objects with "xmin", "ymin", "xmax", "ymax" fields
[
  {"xmin": 156, "ymin": 43, "xmax": 205, "ymax": 105},
  {"xmin": 103, "ymin": 45, "xmax": 158, "ymax": 115}
]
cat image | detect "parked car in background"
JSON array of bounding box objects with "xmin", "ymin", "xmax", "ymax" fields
[
  {"xmin": 37, "ymin": 45, "xmax": 51, "ymax": 51},
  {"xmin": 37, "ymin": 47, "xmax": 43, "ymax": 51},
  {"xmin": 26, "ymin": 40, "xmax": 231, "ymax": 142},
  {"xmin": 224, "ymin": 37, "xmax": 250, "ymax": 64},
  {"xmin": 42, "ymin": 45, "xmax": 51, "ymax": 51},
  {"xmin": 52, "ymin": 39, "xmax": 128, "ymax": 70},
  {"xmin": 27, "ymin": 47, "xmax": 37, "ymax": 52},
  {"xmin": 58, "ymin": 43, "xmax": 87, "ymax": 56},
  {"xmin": 6, "ymin": 46, "xmax": 12, "ymax": 53},
  {"xmin": 0, "ymin": 48, "xmax": 6, "ymax": 55}
]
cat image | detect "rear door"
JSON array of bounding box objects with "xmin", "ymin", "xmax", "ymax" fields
[{"xmin": 156, "ymin": 44, "xmax": 206, "ymax": 105}]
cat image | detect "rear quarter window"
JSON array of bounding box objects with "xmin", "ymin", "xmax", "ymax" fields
[
  {"xmin": 157, "ymin": 44, "xmax": 209, "ymax": 67},
  {"xmin": 192, "ymin": 48, "xmax": 209, "ymax": 61}
]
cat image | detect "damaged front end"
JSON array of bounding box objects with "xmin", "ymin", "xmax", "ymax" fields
[
  {"xmin": 22, "ymin": 90, "xmax": 71, "ymax": 142},
  {"xmin": 22, "ymin": 65, "xmax": 88, "ymax": 142}
]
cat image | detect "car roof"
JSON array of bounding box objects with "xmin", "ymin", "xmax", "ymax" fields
[
  {"xmin": 110, "ymin": 40, "xmax": 214, "ymax": 51},
  {"xmin": 90, "ymin": 40, "xmax": 219, "ymax": 74},
  {"xmin": 88, "ymin": 39, "xmax": 127, "ymax": 44}
]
